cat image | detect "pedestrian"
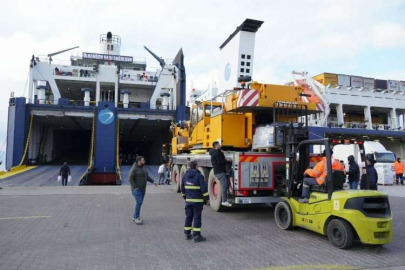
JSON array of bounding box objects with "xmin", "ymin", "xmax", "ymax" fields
[
  {"xmin": 161, "ymin": 152, "xmax": 169, "ymax": 184},
  {"xmin": 158, "ymin": 163, "xmax": 165, "ymax": 185},
  {"xmin": 181, "ymin": 160, "xmax": 209, "ymax": 242},
  {"xmin": 59, "ymin": 162, "xmax": 71, "ymax": 186},
  {"xmin": 165, "ymin": 162, "xmax": 171, "ymax": 185},
  {"xmin": 362, "ymin": 154, "xmax": 378, "ymax": 190},
  {"xmin": 393, "ymin": 157, "xmax": 405, "ymax": 185},
  {"xmin": 129, "ymin": 156, "xmax": 158, "ymax": 225},
  {"xmin": 161, "ymin": 152, "xmax": 169, "ymax": 164},
  {"xmin": 347, "ymin": 155, "xmax": 360, "ymax": 190},
  {"xmin": 209, "ymin": 141, "xmax": 231, "ymax": 207}
]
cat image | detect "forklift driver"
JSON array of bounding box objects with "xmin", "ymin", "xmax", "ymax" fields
[{"xmin": 299, "ymin": 149, "xmax": 345, "ymax": 203}]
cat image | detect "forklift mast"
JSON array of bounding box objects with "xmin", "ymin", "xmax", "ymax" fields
[{"xmin": 271, "ymin": 102, "xmax": 310, "ymax": 196}]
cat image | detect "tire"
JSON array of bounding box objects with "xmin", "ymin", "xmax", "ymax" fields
[
  {"xmin": 179, "ymin": 165, "xmax": 188, "ymax": 192},
  {"xmin": 208, "ymin": 169, "xmax": 226, "ymax": 212},
  {"xmin": 327, "ymin": 219, "xmax": 354, "ymax": 249},
  {"xmin": 171, "ymin": 165, "xmax": 180, "ymax": 193},
  {"xmin": 198, "ymin": 167, "xmax": 209, "ymax": 182},
  {"xmin": 274, "ymin": 201, "xmax": 293, "ymax": 230}
]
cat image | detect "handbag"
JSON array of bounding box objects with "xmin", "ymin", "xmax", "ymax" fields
[
  {"xmin": 57, "ymin": 176, "xmax": 61, "ymax": 182},
  {"xmin": 68, "ymin": 176, "xmax": 72, "ymax": 183}
]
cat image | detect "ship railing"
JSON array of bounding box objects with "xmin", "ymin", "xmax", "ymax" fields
[
  {"xmin": 327, "ymin": 121, "xmax": 401, "ymax": 131},
  {"xmin": 35, "ymin": 99, "xmax": 55, "ymax": 105},
  {"xmin": 119, "ymin": 69, "xmax": 160, "ymax": 83},
  {"xmin": 52, "ymin": 64, "xmax": 97, "ymax": 78},
  {"xmin": 327, "ymin": 121, "xmax": 367, "ymax": 129},
  {"xmin": 344, "ymin": 122, "xmax": 368, "ymax": 129},
  {"xmin": 372, "ymin": 124, "xmax": 403, "ymax": 131},
  {"xmin": 116, "ymin": 102, "xmax": 176, "ymax": 110},
  {"xmin": 68, "ymin": 100, "xmax": 97, "ymax": 107},
  {"xmin": 34, "ymin": 99, "xmax": 97, "ymax": 107},
  {"xmin": 100, "ymin": 34, "xmax": 121, "ymax": 45}
]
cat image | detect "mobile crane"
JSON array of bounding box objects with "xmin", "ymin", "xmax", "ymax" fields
[
  {"xmin": 169, "ymin": 77, "xmax": 392, "ymax": 248},
  {"xmin": 169, "ymin": 77, "xmax": 318, "ymax": 211}
]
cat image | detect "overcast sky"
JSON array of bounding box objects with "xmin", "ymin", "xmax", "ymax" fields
[{"xmin": 1, "ymin": 0, "xmax": 405, "ymax": 161}]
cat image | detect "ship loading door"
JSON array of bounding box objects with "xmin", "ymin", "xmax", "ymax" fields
[
  {"xmin": 118, "ymin": 119, "xmax": 171, "ymax": 166},
  {"xmin": 27, "ymin": 114, "xmax": 94, "ymax": 166}
]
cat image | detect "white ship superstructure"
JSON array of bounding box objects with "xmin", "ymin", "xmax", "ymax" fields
[{"xmin": 29, "ymin": 32, "xmax": 178, "ymax": 110}]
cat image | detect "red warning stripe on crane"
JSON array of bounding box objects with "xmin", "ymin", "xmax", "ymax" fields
[
  {"xmin": 239, "ymin": 156, "xmax": 259, "ymax": 163},
  {"xmin": 237, "ymin": 89, "xmax": 259, "ymax": 107}
]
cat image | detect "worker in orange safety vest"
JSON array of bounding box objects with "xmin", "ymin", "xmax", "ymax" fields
[
  {"xmin": 299, "ymin": 149, "xmax": 345, "ymax": 203},
  {"xmin": 393, "ymin": 157, "xmax": 405, "ymax": 185}
]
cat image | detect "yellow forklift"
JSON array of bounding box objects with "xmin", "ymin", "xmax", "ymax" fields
[{"xmin": 273, "ymin": 108, "xmax": 393, "ymax": 249}]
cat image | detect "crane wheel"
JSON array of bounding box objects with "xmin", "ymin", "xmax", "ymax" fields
[
  {"xmin": 274, "ymin": 201, "xmax": 293, "ymax": 230},
  {"xmin": 197, "ymin": 167, "xmax": 209, "ymax": 182},
  {"xmin": 171, "ymin": 165, "xmax": 180, "ymax": 193},
  {"xmin": 198, "ymin": 166, "xmax": 210, "ymax": 202},
  {"xmin": 208, "ymin": 169, "xmax": 226, "ymax": 212},
  {"xmin": 327, "ymin": 219, "xmax": 354, "ymax": 249},
  {"xmin": 179, "ymin": 165, "xmax": 187, "ymax": 191}
]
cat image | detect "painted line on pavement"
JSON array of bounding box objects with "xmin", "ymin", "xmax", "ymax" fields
[{"xmin": 0, "ymin": 216, "xmax": 51, "ymax": 220}]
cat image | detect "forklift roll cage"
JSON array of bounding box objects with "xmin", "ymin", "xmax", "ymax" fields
[{"xmin": 287, "ymin": 138, "xmax": 370, "ymax": 200}]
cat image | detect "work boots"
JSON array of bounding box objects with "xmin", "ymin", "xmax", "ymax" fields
[
  {"xmin": 298, "ymin": 198, "xmax": 309, "ymax": 203},
  {"xmin": 185, "ymin": 234, "xmax": 193, "ymax": 240},
  {"xmin": 194, "ymin": 235, "xmax": 206, "ymax": 243}
]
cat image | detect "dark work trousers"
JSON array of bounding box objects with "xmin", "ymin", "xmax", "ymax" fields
[
  {"xmin": 184, "ymin": 204, "xmax": 203, "ymax": 236},
  {"xmin": 396, "ymin": 174, "xmax": 403, "ymax": 184},
  {"xmin": 302, "ymin": 178, "xmax": 319, "ymax": 198},
  {"xmin": 62, "ymin": 175, "xmax": 68, "ymax": 186}
]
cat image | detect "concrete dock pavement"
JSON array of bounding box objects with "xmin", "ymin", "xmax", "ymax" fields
[{"xmin": 0, "ymin": 184, "xmax": 405, "ymax": 269}]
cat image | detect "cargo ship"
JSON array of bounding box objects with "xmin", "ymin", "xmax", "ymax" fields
[{"xmin": 2, "ymin": 32, "xmax": 187, "ymax": 185}]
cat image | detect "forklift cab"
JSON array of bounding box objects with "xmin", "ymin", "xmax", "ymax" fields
[
  {"xmin": 287, "ymin": 138, "xmax": 346, "ymax": 200},
  {"xmin": 287, "ymin": 138, "xmax": 369, "ymax": 200}
]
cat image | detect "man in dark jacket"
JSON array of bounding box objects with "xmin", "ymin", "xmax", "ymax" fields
[
  {"xmin": 59, "ymin": 162, "xmax": 71, "ymax": 186},
  {"xmin": 362, "ymin": 154, "xmax": 378, "ymax": 190},
  {"xmin": 209, "ymin": 141, "xmax": 231, "ymax": 207},
  {"xmin": 181, "ymin": 160, "xmax": 209, "ymax": 242},
  {"xmin": 129, "ymin": 156, "xmax": 158, "ymax": 224},
  {"xmin": 347, "ymin": 155, "xmax": 360, "ymax": 190}
]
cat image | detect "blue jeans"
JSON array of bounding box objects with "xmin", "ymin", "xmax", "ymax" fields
[
  {"xmin": 349, "ymin": 181, "xmax": 359, "ymax": 190},
  {"xmin": 215, "ymin": 173, "xmax": 228, "ymax": 202},
  {"xmin": 132, "ymin": 189, "xmax": 146, "ymax": 218},
  {"xmin": 302, "ymin": 178, "xmax": 319, "ymax": 198}
]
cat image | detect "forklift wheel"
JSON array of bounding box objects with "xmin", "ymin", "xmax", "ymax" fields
[
  {"xmin": 327, "ymin": 219, "xmax": 354, "ymax": 249},
  {"xmin": 275, "ymin": 202, "xmax": 293, "ymax": 230}
]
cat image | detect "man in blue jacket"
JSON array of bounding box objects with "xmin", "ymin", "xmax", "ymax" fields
[
  {"xmin": 181, "ymin": 160, "xmax": 209, "ymax": 242},
  {"xmin": 361, "ymin": 154, "xmax": 378, "ymax": 190}
]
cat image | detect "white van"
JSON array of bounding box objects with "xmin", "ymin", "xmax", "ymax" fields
[{"xmin": 332, "ymin": 141, "xmax": 395, "ymax": 185}]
